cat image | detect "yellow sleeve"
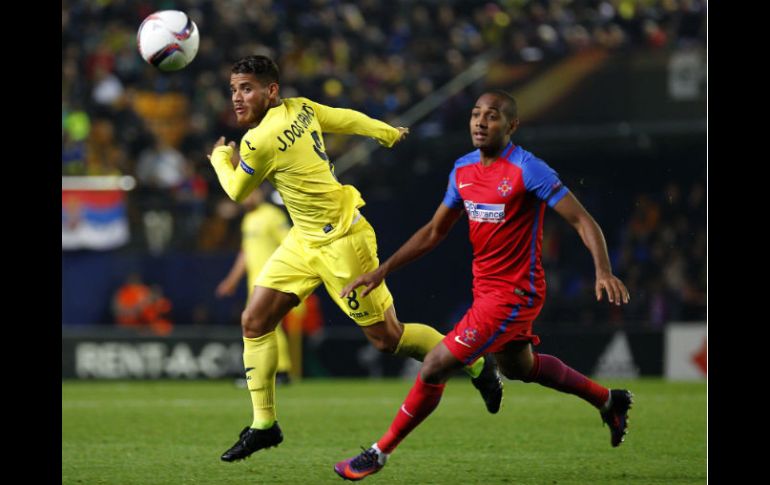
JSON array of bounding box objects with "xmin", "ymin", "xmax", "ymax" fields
[
  {"xmin": 210, "ymin": 138, "xmax": 274, "ymax": 202},
  {"xmin": 305, "ymin": 99, "xmax": 401, "ymax": 148}
]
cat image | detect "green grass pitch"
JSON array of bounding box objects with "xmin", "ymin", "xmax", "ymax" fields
[{"xmin": 62, "ymin": 378, "xmax": 706, "ymax": 484}]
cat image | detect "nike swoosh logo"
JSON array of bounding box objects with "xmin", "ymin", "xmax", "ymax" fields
[
  {"xmin": 458, "ymin": 183, "xmax": 473, "ymax": 189},
  {"xmin": 244, "ymin": 367, "xmax": 254, "ymax": 373},
  {"xmin": 454, "ymin": 336, "xmax": 472, "ymax": 348},
  {"xmin": 400, "ymin": 404, "xmax": 414, "ymax": 418}
]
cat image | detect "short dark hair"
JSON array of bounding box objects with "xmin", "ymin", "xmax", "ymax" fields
[
  {"xmin": 482, "ymin": 89, "xmax": 518, "ymax": 120},
  {"xmin": 232, "ymin": 55, "xmax": 280, "ymax": 85}
]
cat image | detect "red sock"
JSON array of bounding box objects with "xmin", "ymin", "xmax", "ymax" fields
[
  {"xmin": 377, "ymin": 373, "xmax": 446, "ymax": 454},
  {"xmin": 526, "ymin": 353, "xmax": 609, "ymax": 408}
]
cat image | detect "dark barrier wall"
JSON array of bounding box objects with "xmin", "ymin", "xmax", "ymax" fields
[
  {"xmin": 62, "ymin": 251, "xmax": 249, "ymax": 326},
  {"xmin": 62, "ymin": 327, "xmax": 661, "ymax": 379}
]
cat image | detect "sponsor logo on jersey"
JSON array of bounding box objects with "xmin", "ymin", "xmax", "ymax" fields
[
  {"xmin": 464, "ymin": 200, "xmax": 505, "ymax": 223},
  {"xmin": 497, "ymin": 177, "xmax": 512, "ymax": 197},
  {"xmin": 240, "ymin": 159, "xmax": 255, "ymax": 175},
  {"xmin": 349, "ymin": 310, "xmax": 370, "ymax": 318}
]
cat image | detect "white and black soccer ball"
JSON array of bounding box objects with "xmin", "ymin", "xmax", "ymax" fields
[{"xmin": 137, "ymin": 10, "xmax": 199, "ymax": 72}]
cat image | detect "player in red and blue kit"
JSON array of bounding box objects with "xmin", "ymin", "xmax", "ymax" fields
[{"xmin": 334, "ymin": 90, "xmax": 633, "ymax": 481}]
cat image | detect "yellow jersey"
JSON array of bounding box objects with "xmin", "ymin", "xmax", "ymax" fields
[
  {"xmin": 210, "ymin": 97, "xmax": 401, "ymax": 246},
  {"xmin": 242, "ymin": 203, "xmax": 290, "ymax": 290}
]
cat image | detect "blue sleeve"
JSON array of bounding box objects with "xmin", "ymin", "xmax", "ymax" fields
[
  {"xmin": 523, "ymin": 156, "xmax": 569, "ymax": 208},
  {"xmin": 442, "ymin": 167, "xmax": 463, "ymax": 209}
]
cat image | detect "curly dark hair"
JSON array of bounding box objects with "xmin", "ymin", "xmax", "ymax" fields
[{"xmin": 231, "ymin": 55, "xmax": 280, "ymax": 85}]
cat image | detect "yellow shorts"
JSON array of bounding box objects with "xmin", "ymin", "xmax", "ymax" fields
[{"xmin": 255, "ymin": 215, "xmax": 393, "ymax": 326}]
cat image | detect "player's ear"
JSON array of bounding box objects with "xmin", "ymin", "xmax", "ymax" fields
[
  {"xmin": 507, "ymin": 118, "xmax": 519, "ymax": 136},
  {"xmin": 267, "ymin": 82, "xmax": 280, "ymax": 99}
]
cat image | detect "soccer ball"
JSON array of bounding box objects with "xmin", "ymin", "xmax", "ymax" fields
[{"xmin": 137, "ymin": 10, "xmax": 199, "ymax": 72}]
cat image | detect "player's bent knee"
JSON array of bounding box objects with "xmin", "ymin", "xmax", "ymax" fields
[
  {"xmin": 241, "ymin": 309, "xmax": 272, "ymax": 338},
  {"xmin": 420, "ymin": 349, "xmax": 455, "ymax": 384},
  {"xmin": 419, "ymin": 364, "xmax": 443, "ymax": 384},
  {"xmin": 362, "ymin": 318, "xmax": 402, "ymax": 354},
  {"xmin": 368, "ymin": 333, "xmax": 399, "ymax": 354}
]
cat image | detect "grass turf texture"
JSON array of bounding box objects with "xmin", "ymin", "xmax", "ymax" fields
[{"xmin": 62, "ymin": 378, "xmax": 706, "ymax": 484}]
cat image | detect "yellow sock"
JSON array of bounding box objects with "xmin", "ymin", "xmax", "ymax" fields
[
  {"xmin": 395, "ymin": 323, "xmax": 484, "ymax": 378},
  {"xmin": 394, "ymin": 323, "xmax": 442, "ymax": 360},
  {"xmin": 275, "ymin": 324, "xmax": 291, "ymax": 374},
  {"xmin": 243, "ymin": 333, "xmax": 278, "ymax": 429},
  {"xmin": 466, "ymin": 355, "xmax": 485, "ymax": 378}
]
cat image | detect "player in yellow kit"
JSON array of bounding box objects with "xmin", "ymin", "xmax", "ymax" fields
[
  {"xmin": 208, "ymin": 55, "xmax": 503, "ymax": 462},
  {"xmin": 215, "ymin": 186, "xmax": 294, "ymax": 384}
]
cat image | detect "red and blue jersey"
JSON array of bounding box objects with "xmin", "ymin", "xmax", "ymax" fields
[{"xmin": 442, "ymin": 142, "xmax": 568, "ymax": 308}]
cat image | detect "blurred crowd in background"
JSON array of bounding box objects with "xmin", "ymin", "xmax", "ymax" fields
[
  {"xmin": 538, "ymin": 179, "xmax": 706, "ymax": 328},
  {"xmin": 62, "ymin": 0, "xmax": 706, "ymax": 329}
]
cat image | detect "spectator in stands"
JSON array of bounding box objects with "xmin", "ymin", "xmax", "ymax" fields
[{"xmin": 112, "ymin": 273, "xmax": 173, "ymax": 336}]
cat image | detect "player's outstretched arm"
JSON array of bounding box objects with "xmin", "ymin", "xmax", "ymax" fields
[
  {"xmin": 309, "ymin": 100, "xmax": 408, "ymax": 147},
  {"xmin": 207, "ymin": 136, "xmax": 265, "ymax": 202},
  {"xmin": 552, "ymin": 191, "xmax": 630, "ymax": 305},
  {"xmin": 340, "ymin": 203, "xmax": 463, "ymax": 298}
]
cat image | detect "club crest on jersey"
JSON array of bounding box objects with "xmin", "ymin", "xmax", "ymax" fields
[
  {"xmin": 462, "ymin": 328, "xmax": 479, "ymax": 344},
  {"xmin": 464, "ymin": 200, "xmax": 505, "ymax": 223},
  {"xmin": 497, "ymin": 177, "xmax": 512, "ymax": 197}
]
